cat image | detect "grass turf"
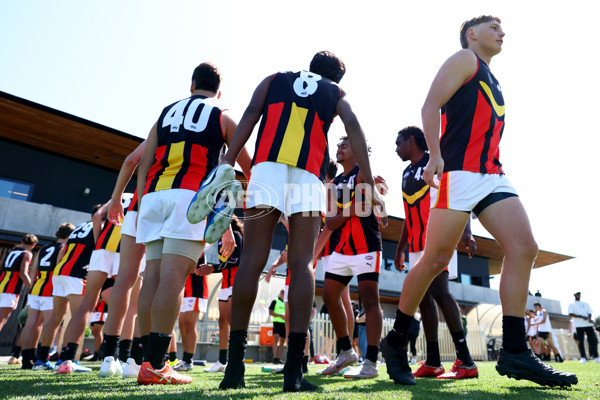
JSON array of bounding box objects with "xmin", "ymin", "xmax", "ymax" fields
[{"xmin": 0, "ymin": 361, "xmax": 597, "ymax": 400}]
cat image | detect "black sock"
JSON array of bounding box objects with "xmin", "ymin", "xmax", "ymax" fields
[
  {"xmin": 283, "ymin": 332, "xmax": 318, "ymax": 392},
  {"xmin": 131, "ymin": 337, "xmax": 144, "ymax": 365},
  {"xmin": 59, "ymin": 346, "xmax": 67, "ymax": 361},
  {"xmin": 140, "ymin": 335, "xmax": 149, "ymax": 362},
  {"xmin": 21, "ymin": 348, "xmax": 35, "ymax": 369},
  {"xmin": 366, "ymin": 345, "xmax": 379, "ymax": 363},
  {"xmin": 302, "ymin": 355, "xmax": 309, "ymax": 373},
  {"xmin": 102, "ymin": 334, "xmax": 120, "ymax": 359},
  {"xmin": 451, "ymin": 330, "xmax": 473, "ymax": 366},
  {"xmin": 287, "ymin": 332, "xmax": 307, "ymax": 360},
  {"xmin": 118, "ymin": 339, "xmax": 132, "ymax": 362},
  {"xmin": 12, "ymin": 345, "xmax": 21, "ymax": 358},
  {"xmin": 147, "ymin": 333, "xmax": 173, "ymax": 370},
  {"xmin": 387, "ymin": 309, "xmax": 412, "ymax": 347},
  {"xmin": 63, "ymin": 343, "xmax": 79, "ymax": 361},
  {"xmin": 338, "ymin": 336, "xmax": 352, "ymax": 352},
  {"xmin": 183, "ymin": 352, "xmax": 193, "ymax": 364},
  {"xmin": 36, "ymin": 345, "xmax": 50, "ymax": 362},
  {"xmin": 219, "ymin": 349, "xmax": 228, "ymax": 365},
  {"xmin": 426, "ymin": 341, "xmax": 441, "ymax": 366},
  {"xmin": 502, "ymin": 316, "xmax": 528, "ymax": 354},
  {"xmin": 168, "ymin": 351, "xmax": 177, "ymax": 362}
]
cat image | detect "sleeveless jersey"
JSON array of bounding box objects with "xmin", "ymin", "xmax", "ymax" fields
[
  {"xmin": 54, "ymin": 221, "xmax": 95, "ymax": 280},
  {"xmin": 0, "ymin": 247, "xmax": 31, "ymax": 294},
  {"xmin": 252, "ymin": 71, "xmax": 342, "ymax": 181},
  {"xmin": 321, "ymin": 220, "xmax": 341, "ymax": 258},
  {"xmin": 271, "ymin": 298, "xmax": 286, "ymax": 323},
  {"xmin": 30, "ymin": 242, "xmax": 64, "ymax": 297},
  {"xmin": 184, "ymin": 253, "xmax": 208, "ymax": 299},
  {"xmin": 402, "ymin": 153, "xmax": 430, "ymax": 253},
  {"xmin": 216, "ymin": 231, "xmax": 242, "ymax": 289},
  {"xmin": 95, "ymin": 193, "xmax": 134, "ymax": 253},
  {"xmin": 144, "ymin": 95, "xmax": 226, "ymax": 195},
  {"xmin": 333, "ymin": 166, "xmax": 382, "ymax": 255},
  {"xmin": 441, "ymin": 55, "xmax": 505, "ymax": 174}
]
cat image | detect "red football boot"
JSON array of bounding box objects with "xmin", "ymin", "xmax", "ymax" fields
[{"xmin": 436, "ymin": 359, "xmax": 478, "ymax": 379}]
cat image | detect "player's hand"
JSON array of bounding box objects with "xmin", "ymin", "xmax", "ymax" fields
[
  {"xmin": 219, "ymin": 227, "xmax": 236, "ymax": 259},
  {"xmin": 374, "ymin": 175, "xmax": 389, "ymax": 195},
  {"xmin": 395, "ymin": 250, "xmax": 407, "ymax": 271},
  {"xmin": 280, "ymin": 251, "xmax": 288, "ymax": 264},
  {"xmin": 265, "ymin": 266, "xmax": 275, "ymax": 283},
  {"xmin": 108, "ymin": 199, "xmax": 124, "ymax": 226},
  {"xmin": 195, "ymin": 264, "xmax": 214, "ymax": 276},
  {"xmin": 460, "ymin": 231, "xmax": 477, "ymax": 258},
  {"xmin": 423, "ymin": 154, "xmax": 444, "ymax": 189}
]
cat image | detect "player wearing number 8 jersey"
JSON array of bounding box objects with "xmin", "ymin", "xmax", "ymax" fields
[
  {"xmin": 381, "ymin": 16, "xmax": 577, "ymax": 388},
  {"xmin": 135, "ymin": 62, "xmax": 251, "ymax": 385},
  {"xmin": 219, "ymin": 51, "xmax": 381, "ymax": 393}
]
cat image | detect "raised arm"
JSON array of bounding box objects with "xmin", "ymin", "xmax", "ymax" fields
[
  {"xmin": 136, "ymin": 122, "xmax": 159, "ymax": 210},
  {"xmin": 108, "ymin": 140, "xmax": 146, "ymax": 226},
  {"xmin": 421, "ymin": 50, "xmax": 478, "ymax": 188}
]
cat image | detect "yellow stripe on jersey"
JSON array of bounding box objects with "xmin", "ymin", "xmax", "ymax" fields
[
  {"xmin": 30, "ymin": 271, "xmax": 48, "ymax": 296},
  {"xmin": 336, "ymin": 192, "xmax": 355, "ymax": 209},
  {"xmin": 402, "ymin": 185, "xmax": 430, "ymax": 205},
  {"xmin": 104, "ymin": 225, "xmax": 122, "ymax": 253},
  {"xmin": 276, "ymin": 103, "xmax": 308, "ymax": 166},
  {"xmin": 155, "ymin": 141, "xmax": 186, "ymax": 191},
  {"xmin": 0, "ymin": 272, "xmax": 12, "ymax": 292},
  {"xmin": 54, "ymin": 243, "xmax": 75, "ymax": 274}
]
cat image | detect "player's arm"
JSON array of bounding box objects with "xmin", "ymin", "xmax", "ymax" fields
[
  {"xmin": 137, "ymin": 122, "xmax": 159, "ymax": 210},
  {"xmin": 222, "ymin": 112, "xmax": 252, "ymax": 179},
  {"xmin": 108, "ymin": 140, "xmax": 146, "ymax": 226},
  {"xmin": 459, "ymin": 217, "xmax": 477, "ymax": 258},
  {"xmin": 357, "ymin": 170, "xmax": 388, "ymax": 228},
  {"xmin": 313, "ymin": 225, "xmax": 332, "ymax": 264},
  {"xmin": 28, "ymin": 251, "xmax": 40, "ymax": 283},
  {"xmin": 92, "ymin": 201, "xmax": 110, "ymax": 242},
  {"xmin": 223, "ymin": 75, "xmax": 274, "ymax": 167},
  {"xmin": 395, "ymin": 221, "xmax": 408, "ymax": 271},
  {"xmin": 19, "ymin": 252, "xmax": 33, "ymax": 289},
  {"xmin": 421, "ymin": 49, "xmax": 478, "ymax": 188}
]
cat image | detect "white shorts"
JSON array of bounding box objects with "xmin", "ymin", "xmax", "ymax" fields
[
  {"xmin": 90, "ymin": 311, "xmax": 107, "ymax": 324},
  {"xmin": 246, "ymin": 162, "xmax": 325, "ymax": 216},
  {"xmin": 89, "ymin": 249, "xmax": 120, "ymax": 277},
  {"xmin": 325, "ymin": 251, "xmax": 381, "ymax": 277},
  {"xmin": 409, "ymin": 250, "xmax": 458, "ymax": 280},
  {"xmin": 121, "ymin": 211, "xmax": 138, "ymax": 238},
  {"xmin": 137, "ymin": 189, "xmax": 206, "ymax": 244},
  {"xmin": 27, "ymin": 295, "xmax": 53, "ymax": 311},
  {"xmin": 283, "ymin": 285, "xmax": 290, "ymax": 303},
  {"xmin": 52, "ymin": 275, "xmax": 85, "ymax": 297},
  {"xmin": 180, "ymin": 297, "xmax": 208, "ymax": 313},
  {"xmin": 218, "ymin": 286, "xmax": 233, "ymax": 302},
  {"xmin": 430, "ymin": 171, "xmax": 517, "ymax": 213},
  {"xmin": 139, "ymin": 253, "xmax": 147, "ymax": 276},
  {"xmin": 0, "ymin": 293, "xmax": 18, "ymax": 309}
]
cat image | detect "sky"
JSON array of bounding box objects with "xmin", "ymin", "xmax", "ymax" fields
[{"xmin": 1, "ymin": 1, "xmax": 599, "ymax": 318}]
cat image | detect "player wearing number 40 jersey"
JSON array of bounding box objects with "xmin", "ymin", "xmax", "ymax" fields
[
  {"xmin": 219, "ymin": 51, "xmax": 381, "ymax": 393},
  {"xmin": 135, "ymin": 62, "xmax": 251, "ymax": 386},
  {"xmin": 381, "ymin": 15, "xmax": 577, "ymax": 388},
  {"xmin": 20, "ymin": 223, "xmax": 75, "ymax": 369}
]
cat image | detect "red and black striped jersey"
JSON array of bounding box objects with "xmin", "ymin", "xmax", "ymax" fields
[
  {"xmin": 252, "ymin": 71, "xmax": 341, "ymax": 181},
  {"xmin": 333, "ymin": 166, "xmax": 382, "ymax": 255},
  {"xmin": 215, "ymin": 231, "xmax": 242, "ymax": 289},
  {"xmin": 127, "ymin": 190, "xmax": 138, "ymax": 213},
  {"xmin": 441, "ymin": 54, "xmax": 504, "ymax": 174},
  {"xmin": 184, "ymin": 253, "xmax": 208, "ymax": 299},
  {"xmin": 402, "ymin": 153, "xmax": 430, "ymax": 253},
  {"xmin": 0, "ymin": 247, "xmax": 31, "ymax": 294},
  {"xmin": 95, "ymin": 193, "xmax": 134, "ymax": 253},
  {"xmin": 144, "ymin": 95, "xmax": 226, "ymax": 195},
  {"xmin": 30, "ymin": 242, "xmax": 64, "ymax": 297},
  {"xmin": 54, "ymin": 221, "xmax": 95, "ymax": 280}
]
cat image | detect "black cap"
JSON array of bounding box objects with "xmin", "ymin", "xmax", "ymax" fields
[{"xmin": 574, "ymin": 291, "xmax": 581, "ymax": 296}]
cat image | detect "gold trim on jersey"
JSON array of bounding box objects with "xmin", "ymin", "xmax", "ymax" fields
[
  {"xmin": 276, "ymin": 103, "xmax": 309, "ymax": 166},
  {"xmin": 155, "ymin": 141, "xmax": 186, "ymax": 191},
  {"xmin": 403, "ymin": 185, "xmax": 430, "ymax": 205},
  {"xmin": 479, "ymin": 81, "xmax": 505, "ymax": 117}
]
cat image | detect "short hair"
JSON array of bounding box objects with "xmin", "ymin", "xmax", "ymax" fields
[
  {"xmin": 326, "ymin": 160, "xmax": 338, "ymax": 180},
  {"xmin": 22, "ymin": 234, "xmax": 38, "ymax": 245},
  {"xmin": 460, "ymin": 15, "xmax": 502, "ymax": 49},
  {"xmin": 398, "ymin": 126, "xmax": 428, "ymax": 152},
  {"xmin": 309, "ymin": 51, "xmax": 346, "ymax": 83},
  {"xmin": 533, "ymin": 302, "xmax": 542, "ymax": 307},
  {"xmin": 91, "ymin": 204, "xmax": 103, "ymax": 217},
  {"xmin": 338, "ymin": 136, "xmax": 371, "ymax": 155},
  {"xmin": 191, "ymin": 62, "xmax": 222, "ymax": 92},
  {"xmin": 56, "ymin": 223, "xmax": 76, "ymax": 239},
  {"xmin": 527, "ymin": 309, "xmax": 535, "ymax": 314}
]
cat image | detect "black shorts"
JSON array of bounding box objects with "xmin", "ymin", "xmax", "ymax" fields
[
  {"xmin": 538, "ymin": 331, "xmax": 550, "ymax": 340},
  {"xmin": 273, "ymin": 322, "xmax": 286, "ymax": 338},
  {"xmin": 573, "ymin": 332, "xmax": 580, "ymax": 342},
  {"xmin": 527, "ymin": 335, "xmax": 537, "ymax": 340}
]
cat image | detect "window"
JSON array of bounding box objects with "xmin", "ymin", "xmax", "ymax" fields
[{"xmin": 0, "ymin": 178, "xmax": 34, "ymax": 201}]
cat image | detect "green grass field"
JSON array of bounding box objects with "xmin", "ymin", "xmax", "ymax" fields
[{"xmin": 1, "ymin": 361, "xmax": 598, "ymax": 400}]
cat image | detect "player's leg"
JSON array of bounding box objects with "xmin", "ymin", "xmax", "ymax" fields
[
  {"xmin": 417, "ymin": 289, "xmax": 443, "ymax": 374},
  {"xmin": 220, "ymin": 207, "xmax": 281, "ymax": 389},
  {"xmin": 177, "ymin": 309, "xmax": 199, "ymax": 369},
  {"xmin": 349, "ymin": 277, "xmax": 381, "ymax": 378},
  {"xmin": 35, "ymin": 295, "xmax": 68, "ymax": 366},
  {"xmin": 0, "ymin": 307, "xmax": 12, "ymax": 331},
  {"xmin": 342, "ymin": 286, "xmax": 354, "ymax": 348},
  {"xmin": 20, "ymin": 307, "xmax": 43, "ymax": 368}
]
